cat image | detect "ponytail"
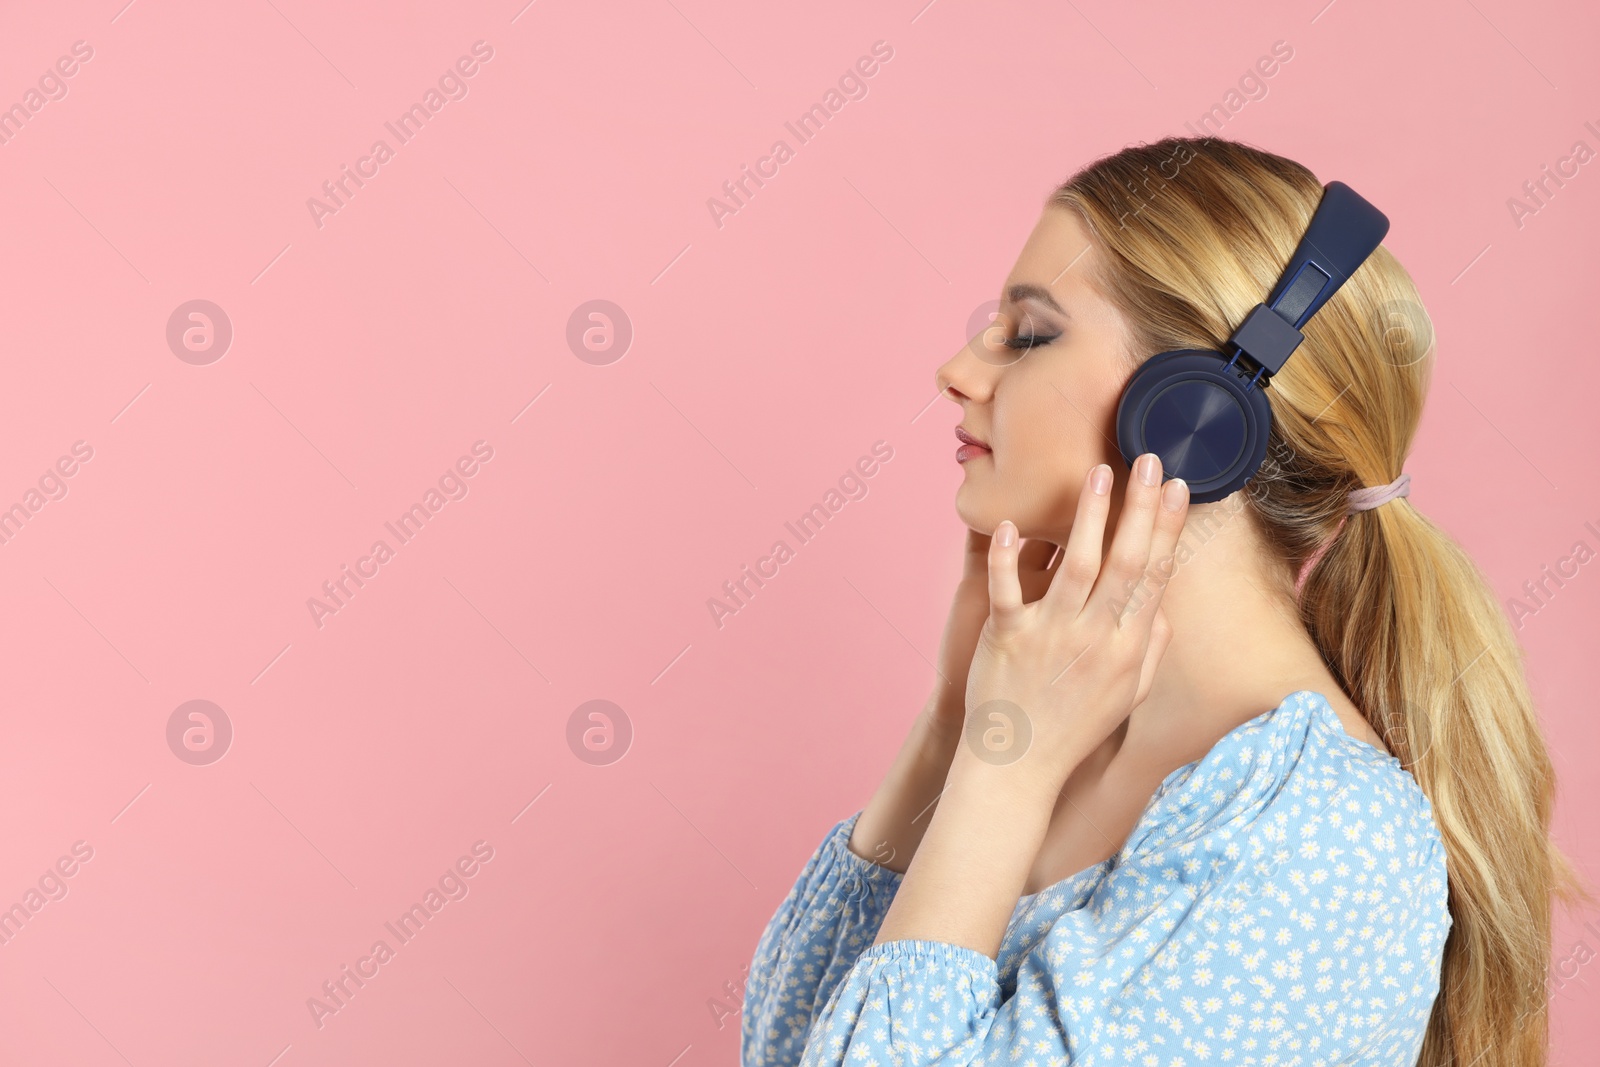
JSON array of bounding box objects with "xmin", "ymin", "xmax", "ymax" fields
[{"xmin": 1298, "ymin": 482, "xmax": 1581, "ymax": 1066}]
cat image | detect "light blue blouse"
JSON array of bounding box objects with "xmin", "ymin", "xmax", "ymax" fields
[{"xmin": 742, "ymin": 690, "xmax": 1451, "ymax": 1066}]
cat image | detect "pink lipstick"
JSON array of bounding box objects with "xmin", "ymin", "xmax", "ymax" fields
[{"xmin": 955, "ymin": 426, "xmax": 991, "ymax": 463}]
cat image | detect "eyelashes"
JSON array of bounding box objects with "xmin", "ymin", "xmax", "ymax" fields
[{"xmin": 1002, "ymin": 333, "xmax": 1061, "ymax": 351}]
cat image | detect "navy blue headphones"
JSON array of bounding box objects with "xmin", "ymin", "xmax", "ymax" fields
[{"xmin": 1114, "ymin": 181, "xmax": 1390, "ymax": 503}]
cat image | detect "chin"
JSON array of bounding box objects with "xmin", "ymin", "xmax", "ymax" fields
[
  {"xmin": 953, "ymin": 486, "xmax": 1014, "ymax": 538},
  {"xmin": 952, "ymin": 481, "xmax": 988, "ymax": 527}
]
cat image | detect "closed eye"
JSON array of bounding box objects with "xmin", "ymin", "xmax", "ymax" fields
[{"xmin": 1004, "ymin": 333, "xmax": 1061, "ymax": 351}]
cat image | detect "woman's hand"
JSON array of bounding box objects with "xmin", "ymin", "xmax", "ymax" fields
[
  {"xmin": 956, "ymin": 454, "xmax": 1189, "ymax": 794},
  {"xmin": 926, "ymin": 529, "xmax": 1063, "ymax": 744},
  {"xmin": 847, "ymin": 514, "xmax": 1062, "ymax": 875},
  {"xmin": 872, "ymin": 454, "xmax": 1187, "ymax": 956}
]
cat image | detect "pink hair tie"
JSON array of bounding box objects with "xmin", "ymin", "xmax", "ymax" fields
[
  {"xmin": 1346, "ymin": 471, "xmax": 1411, "ymax": 512},
  {"xmin": 1293, "ymin": 472, "xmax": 1412, "ymax": 597}
]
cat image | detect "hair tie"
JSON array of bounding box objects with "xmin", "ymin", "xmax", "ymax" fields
[
  {"xmin": 1293, "ymin": 472, "xmax": 1412, "ymax": 598},
  {"xmin": 1346, "ymin": 471, "xmax": 1411, "ymax": 512}
]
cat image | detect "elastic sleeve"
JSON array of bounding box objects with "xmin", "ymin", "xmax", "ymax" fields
[
  {"xmin": 796, "ymin": 939, "xmax": 1003, "ymax": 1067},
  {"xmin": 740, "ymin": 811, "xmax": 908, "ymax": 1067}
]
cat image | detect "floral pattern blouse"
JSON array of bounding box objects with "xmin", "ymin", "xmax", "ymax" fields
[{"xmin": 742, "ymin": 690, "xmax": 1451, "ymax": 1066}]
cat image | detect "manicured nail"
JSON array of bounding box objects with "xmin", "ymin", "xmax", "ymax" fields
[
  {"xmin": 1138, "ymin": 453, "xmax": 1160, "ymax": 486},
  {"xmin": 1162, "ymin": 478, "xmax": 1188, "ymax": 511},
  {"xmin": 1090, "ymin": 464, "xmax": 1111, "ymax": 495},
  {"xmin": 996, "ymin": 520, "xmax": 1016, "ymax": 547}
]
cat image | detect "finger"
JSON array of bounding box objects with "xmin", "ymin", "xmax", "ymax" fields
[
  {"xmin": 987, "ymin": 520, "xmax": 1026, "ymax": 627},
  {"xmin": 1121, "ymin": 475, "xmax": 1190, "ymax": 628},
  {"xmin": 1042, "ymin": 463, "xmax": 1113, "ymax": 619},
  {"xmin": 1146, "ymin": 477, "xmax": 1190, "ymax": 598},
  {"xmin": 1087, "ymin": 453, "xmax": 1165, "ymax": 627}
]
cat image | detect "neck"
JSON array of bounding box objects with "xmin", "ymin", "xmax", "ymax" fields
[
  {"xmin": 1023, "ymin": 493, "xmax": 1351, "ymax": 893},
  {"xmin": 1084, "ymin": 496, "xmax": 1333, "ymax": 782}
]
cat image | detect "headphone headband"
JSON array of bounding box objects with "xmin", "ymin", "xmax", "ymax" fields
[{"xmin": 1223, "ymin": 181, "xmax": 1391, "ymax": 383}]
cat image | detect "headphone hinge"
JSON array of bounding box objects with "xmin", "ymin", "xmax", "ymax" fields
[{"xmin": 1225, "ymin": 303, "xmax": 1304, "ymax": 381}]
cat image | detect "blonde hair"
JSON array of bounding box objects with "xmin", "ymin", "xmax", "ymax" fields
[{"xmin": 1050, "ymin": 136, "xmax": 1584, "ymax": 1067}]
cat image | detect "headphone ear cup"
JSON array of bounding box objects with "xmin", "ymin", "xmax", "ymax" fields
[{"xmin": 1115, "ymin": 349, "xmax": 1273, "ymax": 504}]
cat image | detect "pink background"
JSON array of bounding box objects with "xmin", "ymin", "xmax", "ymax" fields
[{"xmin": 0, "ymin": 1, "xmax": 1595, "ymax": 1064}]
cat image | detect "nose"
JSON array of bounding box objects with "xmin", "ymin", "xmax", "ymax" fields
[{"xmin": 934, "ymin": 334, "xmax": 998, "ymax": 406}]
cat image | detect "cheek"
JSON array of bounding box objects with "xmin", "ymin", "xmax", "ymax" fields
[{"xmin": 998, "ymin": 372, "xmax": 1114, "ymax": 475}]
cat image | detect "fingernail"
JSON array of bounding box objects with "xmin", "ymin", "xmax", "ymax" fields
[
  {"xmin": 996, "ymin": 520, "xmax": 1016, "ymax": 547},
  {"xmin": 1090, "ymin": 464, "xmax": 1111, "ymax": 495},
  {"xmin": 1138, "ymin": 453, "xmax": 1160, "ymax": 486},
  {"xmin": 1162, "ymin": 478, "xmax": 1188, "ymax": 511}
]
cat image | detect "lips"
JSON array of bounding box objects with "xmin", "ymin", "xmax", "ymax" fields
[{"xmin": 955, "ymin": 426, "xmax": 991, "ymax": 464}]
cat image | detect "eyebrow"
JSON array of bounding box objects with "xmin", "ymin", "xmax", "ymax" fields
[{"xmin": 1006, "ymin": 283, "xmax": 1070, "ymax": 320}]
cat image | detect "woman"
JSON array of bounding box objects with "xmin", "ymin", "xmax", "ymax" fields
[{"xmin": 740, "ymin": 137, "xmax": 1576, "ymax": 1066}]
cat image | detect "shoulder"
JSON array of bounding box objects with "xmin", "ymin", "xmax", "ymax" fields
[
  {"xmin": 1321, "ymin": 686, "xmax": 1391, "ymax": 754},
  {"xmin": 1018, "ymin": 693, "xmax": 1453, "ymax": 1061},
  {"xmin": 1121, "ymin": 690, "xmax": 1453, "ymax": 969},
  {"xmin": 1130, "ymin": 690, "xmax": 1442, "ymax": 853},
  {"xmin": 1203, "ymin": 708, "xmax": 1452, "ymax": 954},
  {"xmin": 1150, "ymin": 691, "xmax": 1452, "ymax": 1058}
]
